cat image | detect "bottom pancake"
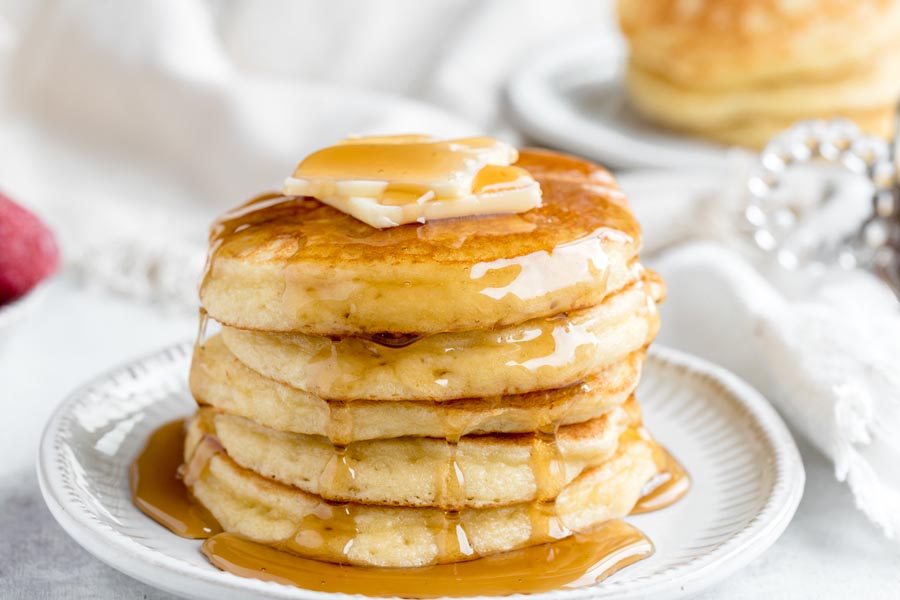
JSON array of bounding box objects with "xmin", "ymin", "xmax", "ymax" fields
[
  {"xmin": 189, "ymin": 403, "xmax": 635, "ymax": 509},
  {"xmin": 183, "ymin": 424, "xmax": 661, "ymax": 568}
]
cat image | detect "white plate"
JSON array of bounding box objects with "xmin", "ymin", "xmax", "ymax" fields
[
  {"xmin": 38, "ymin": 343, "xmax": 803, "ymax": 600},
  {"xmin": 506, "ymin": 31, "xmax": 732, "ymax": 170}
]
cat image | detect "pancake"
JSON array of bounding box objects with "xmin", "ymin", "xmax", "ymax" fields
[
  {"xmin": 618, "ymin": 0, "xmax": 900, "ymax": 89},
  {"xmin": 184, "ymin": 422, "xmax": 661, "ymax": 567},
  {"xmin": 200, "ymin": 149, "xmax": 641, "ymax": 336},
  {"xmin": 625, "ymin": 56, "xmax": 900, "ymax": 147},
  {"xmin": 191, "ymin": 335, "xmax": 644, "ymax": 443},
  {"xmin": 219, "ymin": 277, "xmax": 662, "ymax": 401},
  {"xmin": 674, "ymin": 106, "xmax": 895, "ymax": 150},
  {"xmin": 190, "ymin": 402, "xmax": 634, "ymax": 509}
]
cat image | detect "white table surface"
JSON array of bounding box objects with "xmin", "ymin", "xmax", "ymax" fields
[{"xmin": 3, "ymin": 276, "xmax": 899, "ymax": 599}]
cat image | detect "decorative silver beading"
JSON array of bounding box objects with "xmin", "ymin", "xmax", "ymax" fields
[{"xmin": 744, "ymin": 119, "xmax": 900, "ymax": 295}]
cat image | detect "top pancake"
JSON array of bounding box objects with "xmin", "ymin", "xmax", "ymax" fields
[
  {"xmin": 618, "ymin": 0, "xmax": 900, "ymax": 89},
  {"xmin": 200, "ymin": 149, "xmax": 640, "ymax": 336}
]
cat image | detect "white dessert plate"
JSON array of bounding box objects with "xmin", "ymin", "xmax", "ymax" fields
[
  {"xmin": 506, "ymin": 30, "xmax": 733, "ymax": 170},
  {"xmin": 38, "ymin": 343, "xmax": 803, "ymax": 600}
]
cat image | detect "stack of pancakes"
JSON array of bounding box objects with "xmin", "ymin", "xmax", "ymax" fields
[
  {"xmin": 185, "ymin": 149, "xmax": 668, "ymax": 568},
  {"xmin": 618, "ymin": 0, "xmax": 900, "ymax": 147}
]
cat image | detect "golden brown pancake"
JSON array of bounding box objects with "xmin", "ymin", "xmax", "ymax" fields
[
  {"xmin": 625, "ymin": 55, "xmax": 900, "ymax": 148},
  {"xmin": 218, "ymin": 277, "xmax": 661, "ymax": 401},
  {"xmin": 184, "ymin": 419, "xmax": 661, "ymax": 567},
  {"xmin": 618, "ymin": 0, "xmax": 900, "ymax": 89},
  {"xmin": 191, "ymin": 403, "xmax": 634, "ymax": 509},
  {"xmin": 200, "ymin": 150, "xmax": 641, "ymax": 336},
  {"xmin": 618, "ymin": 0, "xmax": 900, "ymax": 147},
  {"xmin": 191, "ymin": 335, "xmax": 644, "ymax": 444}
]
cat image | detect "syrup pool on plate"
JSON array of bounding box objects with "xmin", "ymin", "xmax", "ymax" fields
[{"xmin": 130, "ymin": 418, "xmax": 689, "ymax": 597}]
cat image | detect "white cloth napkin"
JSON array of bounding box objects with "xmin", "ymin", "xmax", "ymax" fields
[{"xmin": 626, "ymin": 161, "xmax": 900, "ymax": 540}]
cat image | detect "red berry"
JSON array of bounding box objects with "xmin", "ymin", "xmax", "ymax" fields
[{"xmin": 0, "ymin": 192, "xmax": 60, "ymax": 304}]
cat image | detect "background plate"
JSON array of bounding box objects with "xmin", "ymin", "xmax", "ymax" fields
[
  {"xmin": 506, "ymin": 31, "xmax": 733, "ymax": 170},
  {"xmin": 39, "ymin": 343, "xmax": 803, "ymax": 600}
]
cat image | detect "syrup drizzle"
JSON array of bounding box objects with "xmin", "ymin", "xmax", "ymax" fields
[
  {"xmin": 633, "ymin": 428, "xmax": 692, "ymax": 515},
  {"xmin": 527, "ymin": 419, "xmax": 572, "ymax": 541},
  {"xmin": 434, "ymin": 415, "xmax": 473, "ymax": 559},
  {"xmin": 291, "ymin": 137, "xmax": 519, "ymax": 192},
  {"xmin": 199, "ymin": 191, "xmax": 288, "ymax": 298},
  {"xmin": 129, "ymin": 420, "xmax": 220, "ymax": 539},
  {"xmin": 194, "ymin": 308, "xmax": 209, "ymax": 354},
  {"xmin": 197, "ymin": 151, "xmax": 643, "ymax": 338},
  {"xmin": 201, "ymin": 520, "xmax": 652, "ymax": 598},
  {"xmin": 327, "ymin": 400, "xmax": 355, "ymax": 447},
  {"xmin": 131, "ymin": 418, "xmax": 688, "ymax": 595},
  {"xmin": 223, "ymin": 275, "xmax": 661, "ymax": 403}
]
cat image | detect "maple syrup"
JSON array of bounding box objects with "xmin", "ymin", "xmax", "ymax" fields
[
  {"xmin": 220, "ymin": 277, "xmax": 660, "ymax": 404},
  {"xmin": 197, "ymin": 150, "xmax": 642, "ymax": 338},
  {"xmin": 145, "ymin": 145, "xmax": 687, "ymax": 595},
  {"xmin": 200, "ymin": 520, "xmax": 651, "ymax": 598},
  {"xmin": 290, "ymin": 137, "xmax": 518, "ymax": 195},
  {"xmin": 129, "ymin": 419, "xmax": 220, "ymax": 539},
  {"xmin": 633, "ymin": 431, "xmax": 692, "ymax": 514},
  {"xmin": 130, "ymin": 419, "xmax": 689, "ymax": 595}
]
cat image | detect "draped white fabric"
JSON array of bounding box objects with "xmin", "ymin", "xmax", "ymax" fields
[
  {"xmin": 623, "ymin": 163, "xmax": 900, "ymax": 541},
  {"xmin": 0, "ymin": 0, "xmax": 613, "ymax": 306}
]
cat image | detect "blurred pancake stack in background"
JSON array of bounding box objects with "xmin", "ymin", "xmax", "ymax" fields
[
  {"xmin": 618, "ymin": 0, "xmax": 900, "ymax": 147},
  {"xmin": 175, "ymin": 138, "xmax": 686, "ymax": 576}
]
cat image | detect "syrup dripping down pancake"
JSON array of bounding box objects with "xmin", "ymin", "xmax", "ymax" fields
[
  {"xmin": 189, "ymin": 402, "xmax": 637, "ymax": 509},
  {"xmin": 191, "ymin": 335, "xmax": 645, "ymax": 444},
  {"xmin": 218, "ymin": 276, "xmax": 662, "ymax": 401},
  {"xmin": 182, "ymin": 416, "xmax": 662, "ymax": 568},
  {"xmin": 200, "ymin": 150, "xmax": 641, "ymax": 336}
]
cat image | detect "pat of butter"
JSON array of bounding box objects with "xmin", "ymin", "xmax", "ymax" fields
[{"xmin": 283, "ymin": 135, "xmax": 542, "ymax": 228}]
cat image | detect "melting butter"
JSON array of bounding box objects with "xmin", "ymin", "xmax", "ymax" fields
[{"xmin": 283, "ymin": 136, "xmax": 542, "ymax": 228}]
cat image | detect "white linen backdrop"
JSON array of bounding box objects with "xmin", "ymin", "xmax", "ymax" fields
[
  {"xmin": 0, "ymin": 0, "xmax": 613, "ymax": 304},
  {"xmin": 1, "ymin": 0, "xmax": 898, "ymax": 552}
]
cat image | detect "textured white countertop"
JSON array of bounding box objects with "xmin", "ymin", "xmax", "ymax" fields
[{"xmin": 2, "ymin": 277, "xmax": 899, "ymax": 599}]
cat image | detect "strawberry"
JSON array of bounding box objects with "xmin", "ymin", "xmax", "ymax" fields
[{"xmin": 0, "ymin": 192, "xmax": 60, "ymax": 304}]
